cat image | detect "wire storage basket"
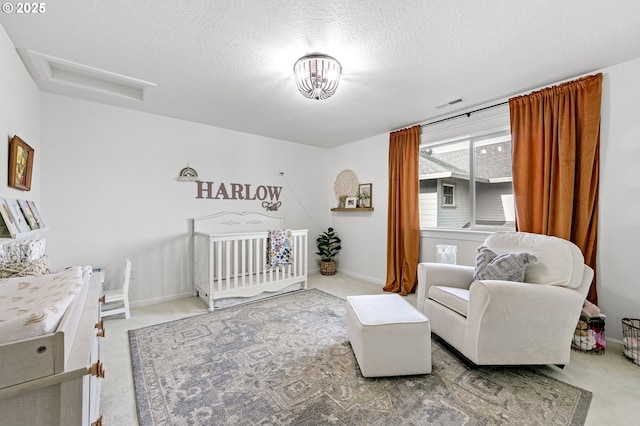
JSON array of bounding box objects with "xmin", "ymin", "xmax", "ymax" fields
[
  {"xmin": 621, "ymin": 318, "xmax": 640, "ymax": 365},
  {"xmin": 572, "ymin": 315, "xmax": 606, "ymax": 354}
]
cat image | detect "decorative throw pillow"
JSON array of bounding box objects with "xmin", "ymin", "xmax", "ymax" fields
[
  {"xmin": 474, "ymin": 246, "xmax": 496, "ymax": 277},
  {"xmin": 19, "ymin": 239, "xmax": 46, "ymax": 262},
  {"xmin": 473, "ymin": 246, "xmax": 537, "ymax": 282},
  {"xmin": 3, "ymin": 242, "xmax": 22, "ymax": 264},
  {"xmin": 0, "ymin": 239, "xmax": 47, "ymax": 266}
]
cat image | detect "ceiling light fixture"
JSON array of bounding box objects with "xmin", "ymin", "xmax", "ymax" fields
[{"xmin": 293, "ymin": 54, "xmax": 341, "ymax": 100}]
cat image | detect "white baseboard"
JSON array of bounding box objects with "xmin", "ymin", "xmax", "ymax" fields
[
  {"xmin": 605, "ymin": 337, "xmax": 623, "ymax": 347},
  {"xmin": 308, "ymin": 267, "xmax": 384, "ymax": 286},
  {"xmin": 337, "ymin": 270, "xmax": 385, "ymax": 286},
  {"xmin": 130, "ymin": 291, "xmax": 195, "ymax": 309}
]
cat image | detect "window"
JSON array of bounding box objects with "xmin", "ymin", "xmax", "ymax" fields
[
  {"xmin": 441, "ymin": 183, "xmax": 455, "ymax": 207},
  {"xmin": 419, "ymin": 129, "xmax": 515, "ymax": 231}
]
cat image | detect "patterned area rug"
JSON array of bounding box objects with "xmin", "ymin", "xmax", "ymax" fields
[{"xmin": 129, "ymin": 289, "xmax": 591, "ymax": 425}]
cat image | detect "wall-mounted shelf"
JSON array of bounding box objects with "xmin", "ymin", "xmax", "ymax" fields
[
  {"xmin": 0, "ymin": 198, "xmax": 47, "ymax": 240},
  {"xmin": 333, "ymin": 182, "xmax": 373, "ymax": 212},
  {"xmin": 0, "ymin": 227, "xmax": 49, "ymax": 241},
  {"xmin": 331, "ymin": 207, "xmax": 374, "ymax": 212}
]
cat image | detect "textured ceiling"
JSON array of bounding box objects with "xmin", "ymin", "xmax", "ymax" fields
[{"xmin": 2, "ymin": 1, "xmax": 640, "ymax": 148}]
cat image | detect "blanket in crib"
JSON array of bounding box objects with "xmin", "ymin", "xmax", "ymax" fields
[{"xmin": 268, "ymin": 229, "xmax": 293, "ymax": 267}]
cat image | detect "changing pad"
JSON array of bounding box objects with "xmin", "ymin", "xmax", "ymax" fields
[{"xmin": 0, "ymin": 267, "xmax": 85, "ymax": 344}]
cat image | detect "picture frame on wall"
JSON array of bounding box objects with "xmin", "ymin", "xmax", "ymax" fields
[
  {"xmin": 339, "ymin": 196, "xmax": 347, "ymax": 208},
  {"xmin": 345, "ymin": 197, "xmax": 357, "ymax": 208},
  {"xmin": 358, "ymin": 183, "xmax": 372, "ymax": 208},
  {"xmin": 8, "ymin": 135, "xmax": 34, "ymax": 191}
]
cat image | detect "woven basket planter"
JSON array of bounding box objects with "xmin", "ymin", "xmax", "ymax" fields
[{"xmin": 320, "ymin": 260, "xmax": 337, "ymax": 275}]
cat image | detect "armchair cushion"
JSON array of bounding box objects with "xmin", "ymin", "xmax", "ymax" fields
[
  {"xmin": 428, "ymin": 286, "xmax": 470, "ymax": 317},
  {"xmin": 473, "ymin": 246, "xmax": 537, "ymax": 282},
  {"xmin": 484, "ymin": 232, "xmax": 584, "ymax": 288}
]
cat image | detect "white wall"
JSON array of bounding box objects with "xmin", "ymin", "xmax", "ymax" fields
[
  {"xmin": 0, "ymin": 24, "xmax": 41, "ymax": 205},
  {"xmin": 327, "ymin": 133, "xmax": 389, "ymax": 284},
  {"xmin": 419, "ymin": 229, "xmax": 488, "ymax": 266},
  {"xmin": 40, "ymin": 94, "xmax": 330, "ymax": 305},
  {"xmin": 598, "ymin": 58, "xmax": 640, "ymax": 340}
]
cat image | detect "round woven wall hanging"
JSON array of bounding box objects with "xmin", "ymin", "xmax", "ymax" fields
[{"xmin": 333, "ymin": 169, "xmax": 359, "ymax": 202}]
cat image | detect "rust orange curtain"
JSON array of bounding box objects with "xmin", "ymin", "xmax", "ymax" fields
[
  {"xmin": 509, "ymin": 73, "xmax": 602, "ymax": 304},
  {"xmin": 384, "ymin": 125, "xmax": 421, "ymax": 295}
]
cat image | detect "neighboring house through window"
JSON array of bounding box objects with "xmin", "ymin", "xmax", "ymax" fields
[{"xmin": 419, "ymin": 104, "xmax": 515, "ymax": 231}]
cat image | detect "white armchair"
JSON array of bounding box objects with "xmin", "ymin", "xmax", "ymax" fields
[{"xmin": 417, "ymin": 232, "xmax": 593, "ymax": 366}]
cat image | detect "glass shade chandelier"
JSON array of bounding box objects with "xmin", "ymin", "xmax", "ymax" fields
[{"xmin": 293, "ymin": 54, "xmax": 341, "ymax": 100}]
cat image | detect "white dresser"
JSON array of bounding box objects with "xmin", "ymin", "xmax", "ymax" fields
[{"xmin": 0, "ymin": 272, "xmax": 104, "ymax": 425}]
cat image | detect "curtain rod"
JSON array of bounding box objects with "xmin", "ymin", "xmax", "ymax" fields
[
  {"xmin": 420, "ymin": 100, "xmax": 509, "ymax": 128},
  {"xmin": 407, "ymin": 69, "xmax": 603, "ymax": 131}
]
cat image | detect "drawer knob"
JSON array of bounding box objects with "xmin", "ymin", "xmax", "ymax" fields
[
  {"xmin": 94, "ymin": 319, "xmax": 105, "ymax": 337},
  {"xmin": 88, "ymin": 360, "xmax": 105, "ymax": 378}
]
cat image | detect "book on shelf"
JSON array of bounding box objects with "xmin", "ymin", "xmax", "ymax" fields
[
  {"xmin": 18, "ymin": 199, "xmax": 39, "ymax": 230},
  {"xmin": 0, "ymin": 199, "xmax": 19, "ymax": 238},
  {"xmin": 27, "ymin": 200, "xmax": 46, "ymax": 229},
  {"xmin": 0, "ymin": 198, "xmax": 47, "ymax": 238},
  {"xmin": 5, "ymin": 199, "xmax": 30, "ymax": 233}
]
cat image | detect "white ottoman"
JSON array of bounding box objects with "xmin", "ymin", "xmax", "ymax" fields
[{"xmin": 346, "ymin": 294, "xmax": 431, "ymax": 377}]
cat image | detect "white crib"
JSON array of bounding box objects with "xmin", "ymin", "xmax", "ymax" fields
[{"xmin": 189, "ymin": 211, "xmax": 308, "ymax": 311}]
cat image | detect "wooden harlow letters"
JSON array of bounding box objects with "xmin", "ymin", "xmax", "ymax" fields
[{"xmin": 195, "ymin": 181, "xmax": 283, "ymax": 212}]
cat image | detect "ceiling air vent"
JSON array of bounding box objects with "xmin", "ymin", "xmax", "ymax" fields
[
  {"xmin": 435, "ymin": 97, "xmax": 465, "ymax": 109},
  {"xmin": 18, "ymin": 50, "xmax": 156, "ymax": 101}
]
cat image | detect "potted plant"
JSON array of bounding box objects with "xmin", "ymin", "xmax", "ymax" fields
[{"xmin": 316, "ymin": 227, "xmax": 342, "ymax": 275}]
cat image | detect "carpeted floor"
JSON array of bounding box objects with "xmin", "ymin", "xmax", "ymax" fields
[{"xmin": 129, "ymin": 289, "xmax": 591, "ymax": 425}]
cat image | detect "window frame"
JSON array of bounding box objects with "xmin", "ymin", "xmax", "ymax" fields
[{"xmin": 419, "ymin": 125, "xmax": 514, "ymax": 232}]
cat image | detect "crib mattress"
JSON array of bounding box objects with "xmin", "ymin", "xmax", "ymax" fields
[{"xmin": 0, "ymin": 267, "xmax": 85, "ymax": 345}]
